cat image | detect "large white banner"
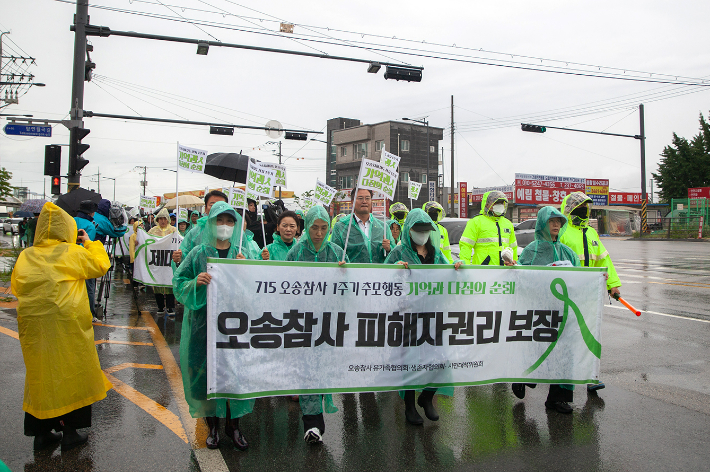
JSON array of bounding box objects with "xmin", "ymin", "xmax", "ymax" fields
[
  {"xmin": 133, "ymin": 229, "xmax": 183, "ymax": 287},
  {"xmin": 117, "ymin": 225, "xmax": 134, "ymax": 258},
  {"xmin": 206, "ymin": 261, "xmax": 605, "ymax": 399},
  {"xmin": 178, "ymin": 144, "xmax": 207, "ymax": 174}
]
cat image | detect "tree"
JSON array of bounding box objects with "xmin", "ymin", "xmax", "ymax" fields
[
  {"xmin": 0, "ymin": 167, "xmax": 13, "ymax": 200},
  {"xmin": 652, "ymin": 113, "xmax": 710, "ymax": 203}
]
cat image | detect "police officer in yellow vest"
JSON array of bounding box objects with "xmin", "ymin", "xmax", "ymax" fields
[
  {"xmin": 560, "ymin": 191, "xmax": 622, "ymax": 392},
  {"xmin": 459, "ymin": 191, "xmax": 517, "ymax": 266},
  {"xmin": 423, "ymin": 201, "xmax": 454, "ymax": 263},
  {"xmin": 389, "ymin": 202, "xmax": 409, "ymax": 228}
]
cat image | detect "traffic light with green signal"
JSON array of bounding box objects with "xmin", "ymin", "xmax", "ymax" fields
[{"xmin": 521, "ymin": 124, "xmax": 546, "ymax": 133}]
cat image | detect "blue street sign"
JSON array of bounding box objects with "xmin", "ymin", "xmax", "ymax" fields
[{"xmin": 3, "ymin": 123, "xmax": 52, "ymax": 137}]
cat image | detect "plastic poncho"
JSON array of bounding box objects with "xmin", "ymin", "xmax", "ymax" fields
[
  {"xmin": 423, "ymin": 201, "xmax": 454, "ymax": 263},
  {"xmin": 286, "ymin": 206, "xmax": 349, "ymax": 263},
  {"xmin": 389, "ymin": 202, "xmax": 409, "ymax": 227},
  {"xmin": 518, "ymin": 206, "xmax": 580, "ymax": 267},
  {"xmin": 129, "ymin": 220, "xmax": 144, "ymax": 263},
  {"xmin": 282, "ymin": 205, "xmax": 341, "ymax": 416},
  {"xmin": 177, "ymin": 217, "xmax": 191, "ymax": 237},
  {"xmin": 559, "ymin": 192, "xmax": 621, "ymax": 289},
  {"xmin": 459, "ymin": 191, "xmax": 518, "ymax": 266},
  {"xmin": 386, "ymin": 219, "xmax": 402, "ymax": 245},
  {"xmin": 385, "ymin": 209, "xmax": 450, "ymax": 265},
  {"xmin": 173, "ymin": 201, "xmax": 255, "ymax": 419},
  {"xmin": 11, "ymin": 202, "xmax": 112, "ymax": 419},
  {"xmin": 260, "ymin": 234, "xmax": 295, "ymax": 261},
  {"xmin": 330, "ymin": 212, "xmax": 393, "ymax": 264}
]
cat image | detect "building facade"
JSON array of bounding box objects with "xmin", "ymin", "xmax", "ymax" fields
[{"xmin": 327, "ymin": 118, "xmax": 443, "ymax": 210}]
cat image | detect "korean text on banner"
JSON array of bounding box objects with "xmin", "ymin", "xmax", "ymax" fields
[
  {"xmin": 408, "ymin": 181, "xmax": 422, "ymax": 200},
  {"xmin": 139, "ymin": 195, "xmax": 157, "ymax": 211},
  {"xmin": 229, "ymin": 187, "xmax": 247, "ymax": 209},
  {"xmin": 261, "ymin": 163, "xmax": 287, "ymax": 188},
  {"xmin": 206, "ymin": 261, "xmax": 605, "ymax": 399},
  {"xmin": 178, "ymin": 144, "xmax": 207, "ymax": 174},
  {"xmin": 380, "ymin": 149, "xmax": 401, "ymax": 173},
  {"xmin": 314, "ymin": 179, "xmax": 337, "ymax": 206},
  {"xmin": 246, "ymin": 161, "xmax": 277, "ymax": 199},
  {"xmin": 300, "ymin": 196, "xmax": 316, "ymax": 212},
  {"xmin": 358, "ymin": 159, "xmax": 399, "ymax": 201},
  {"xmin": 178, "ymin": 208, "xmax": 189, "ymax": 222},
  {"xmin": 133, "ymin": 229, "xmax": 183, "ymax": 287}
]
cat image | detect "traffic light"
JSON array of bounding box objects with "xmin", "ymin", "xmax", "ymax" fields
[
  {"xmin": 285, "ymin": 132, "xmax": 307, "ymax": 141},
  {"xmin": 521, "ymin": 124, "xmax": 546, "ymax": 133},
  {"xmin": 44, "ymin": 145, "xmax": 61, "ymax": 176},
  {"xmin": 51, "ymin": 176, "xmax": 61, "ymax": 195},
  {"xmin": 383, "ymin": 66, "xmax": 423, "ymax": 82},
  {"xmin": 69, "ymin": 127, "xmax": 90, "ymax": 175}
]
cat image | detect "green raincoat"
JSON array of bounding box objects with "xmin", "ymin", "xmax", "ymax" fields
[
  {"xmin": 284, "ymin": 206, "xmax": 341, "ymax": 416},
  {"xmin": 386, "ymin": 219, "xmax": 402, "ymax": 245},
  {"xmin": 173, "ymin": 202, "xmax": 255, "ymax": 419},
  {"xmin": 260, "ymin": 234, "xmax": 295, "ymax": 261},
  {"xmin": 518, "ymin": 206, "xmax": 580, "ymax": 267},
  {"xmin": 330, "ymin": 212, "xmax": 393, "ymax": 264},
  {"xmin": 177, "ymin": 217, "xmax": 191, "ymax": 237},
  {"xmin": 384, "ymin": 209, "xmax": 455, "ymax": 398}
]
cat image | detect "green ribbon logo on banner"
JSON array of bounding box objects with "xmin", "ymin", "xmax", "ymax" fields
[
  {"xmin": 135, "ymin": 237, "xmax": 159, "ymax": 282},
  {"xmin": 524, "ymin": 278, "xmax": 602, "ymax": 376}
]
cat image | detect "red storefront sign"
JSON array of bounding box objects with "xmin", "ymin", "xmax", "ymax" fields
[
  {"xmin": 514, "ymin": 173, "xmax": 585, "ymax": 205},
  {"xmin": 688, "ymin": 187, "xmax": 710, "ymax": 199},
  {"xmin": 469, "ymin": 186, "xmax": 515, "ymax": 203},
  {"xmin": 459, "ymin": 182, "xmax": 468, "ymax": 218},
  {"xmin": 609, "ymin": 192, "xmax": 642, "ymax": 204}
]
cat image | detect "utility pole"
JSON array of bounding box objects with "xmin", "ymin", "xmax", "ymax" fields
[
  {"xmin": 277, "ymin": 141, "xmax": 282, "ymax": 200},
  {"xmin": 135, "ymin": 166, "xmax": 147, "ymax": 195},
  {"xmin": 68, "ymin": 0, "xmax": 89, "ymax": 191},
  {"xmin": 639, "ymin": 104, "xmax": 648, "ymax": 236},
  {"xmin": 450, "ymin": 95, "xmax": 455, "ymax": 216}
]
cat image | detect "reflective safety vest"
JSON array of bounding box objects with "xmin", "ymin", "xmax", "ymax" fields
[
  {"xmin": 559, "ymin": 224, "xmax": 621, "ymax": 289},
  {"xmin": 459, "ymin": 214, "xmax": 517, "ymax": 266},
  {"xmin": 437, "ymin": 223, "xmax": 454, "ymax": 263}
]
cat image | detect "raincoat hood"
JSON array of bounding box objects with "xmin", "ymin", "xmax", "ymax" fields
[
  {"xmin": 481, "ymin": 191, "xmax": 508, "ymax": 219},
  {"xmin": 155, "ymin": 207, "xmax": 170, "ymax": 220},
  {"xmin": 202, "ymin": 201, "xmax": 243, "ymax": 248},
  {"xmin": 518, "ymin": 206, "xmax": 579, "ymax": 266},
  {"xmin": 561, "ymin": 191, "xmax": 592, "ymax": 227},
  {"xmin": 384, "ymin": 209, "xmax": 447, "ymax": 265},
  {"xmin": 295, "ymin": 209, "xmax": 305, "ymax": 218},
  {"xmin": 132, "ymin": 220, "xmax": 143, "ymax": 232},
  {"xmin": 34, "ymin": 202, "xmax": 77, "ymax": 246},
  {"xmin": 97, "ymin": 199, "xmax": 111, "ymax": 217},
  {"xmin": 386, "ymin": 219, "xmax": 402, "ymax": 243},
  {"xmin": 303, "ymin": 206, "xmax": 331, "ymax": 253},
  {"xmin": 423, "ymin": 201, "xmax": 444, "ymax": 223}
]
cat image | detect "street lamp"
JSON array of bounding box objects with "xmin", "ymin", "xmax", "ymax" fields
[
  {"xmin": 402, "ymin": 117, "xmax": 429, "ymax": 204},
  {"xmin": 104, "ymin": 177, "xmax": 116, "ymax": 201}
]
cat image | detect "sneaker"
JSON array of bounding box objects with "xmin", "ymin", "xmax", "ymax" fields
[
  {"xmin": 545, "ymin": 400, "xmax": 573, "ymax": 414},
  {"xmin": 303, "ymin": 427, "xmax": 322, "ymax": 444},
  {"xmin": 167, "ymin": 309, "xmax": 175, "ymax": 317},
  {"xmin": 156, "ymin": 308, "xmax": 165, "ymax": 316},
  {"xmin": 587, "ymin": 382, "xmax": 605, "ymax": 392},
  {"xmin": 92, "ymin": 317, "xmax": 101, "ymax": 324}
]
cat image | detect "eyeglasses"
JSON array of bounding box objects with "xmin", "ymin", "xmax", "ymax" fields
[{"xmin": 356, "ymin": 197, "xmax": 371, "ymax": 202}]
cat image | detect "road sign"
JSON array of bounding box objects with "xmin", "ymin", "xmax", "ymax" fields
[
  {"xmin": 428, "ymin": 181, "xmax": 435, "ymax": 201},
  {"xmin": 4, "ymin": 123, "xmax": 52, "ymax": 137}
]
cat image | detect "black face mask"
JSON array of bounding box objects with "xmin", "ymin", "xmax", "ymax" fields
[
  {"xmin": 427, "ymin": 210, "xmax": 439, "ymax": 222},
  {"xmin": 393, "ymin": 212, "xmax": 406, "ymax": 220},
  {"xmin": 571, "ymin": 206, "xmax": 588, "ymax": 218}
]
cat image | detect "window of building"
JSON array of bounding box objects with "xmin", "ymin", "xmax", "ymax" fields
[
  {"xmin": 402, "ymin": 172, "xmax": 409, "ymax": 183},
  {"xmin": 376, "ymin": 140, "xmax": 385, "ymax": 151},
  {"xmin": 354, "ymin": 142, "xmax": 368, "ymax": 160},
  {"xmin": 341, "ymin": 146, "xmax": 347, "ymax": 157},
  {"xmin": 401, "ymin": 140, "xmax": 410, "ymax": 152},
  {"xmin": 421, "ymin": 174, "xmax": 427, "ymax": 184},
  {"xmin": 430, "ymin": 145, "xmax": 436, "ymax": 153}
]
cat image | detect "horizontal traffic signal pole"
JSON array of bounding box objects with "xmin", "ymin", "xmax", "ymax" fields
[{"xmin": 521, "ymin": 123, "xmax": 640, "ymax": 139}]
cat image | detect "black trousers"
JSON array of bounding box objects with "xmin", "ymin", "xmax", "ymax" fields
[
  {"xmin": 547, "ymin": 384, "xmax": 574, "ymax": 403},
  {"xmin": 155, "ymin": 293, "xmax": 175, "ymax": 310},
  {"xmin": 24, "ymin": 405, "xmax": 92, "ymax": 436},
  {"xmin": 302, "ymin": 413, "xmax": 325, "ymax": 435}
]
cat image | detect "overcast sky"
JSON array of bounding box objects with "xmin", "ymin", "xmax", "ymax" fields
[{"xmin": 1, "ymin": 0, "xmax": 709, "ymax": 207}]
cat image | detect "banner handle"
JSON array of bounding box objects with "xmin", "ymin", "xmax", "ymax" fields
[
  {"xmin": 341, "ymin": 185, "xmax": 358, "ymax": 263},
  {"xmin": 238, "ymin": 206, "xmax": 246, "ymax": 256},
  {"xmin": 260, "ymin": 196, "xmax": 268, "ymax": 249}
]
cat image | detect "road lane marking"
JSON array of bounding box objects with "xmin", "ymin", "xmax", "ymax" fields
[
  {"xmin": 605, "ymin": 305, "xmax": 710, "ymax": 323},
  {"xmin": 104, "ymin": 363, "xmax": 163, "ymax": 374},
  {"xmin": 93, "ymin": 322, "xmax": 152, "ymax": 330},
  {"xmin": 648, "ymin": 281, "xmax": 710, "ymax": 289},
  {"xmin": 104, "ymin": 371, "xmax": 188, "ymax": 443},
  {"xmin": 140, "ymin": 311, "xmax": 229, "ymax": 472},
  {"xmin": 0, "ymin": 325, "xmax": 18, "ymax": 339},
  {"xmin": 95, "ymin": 340, "xmax": 154, "ymax": 346}
]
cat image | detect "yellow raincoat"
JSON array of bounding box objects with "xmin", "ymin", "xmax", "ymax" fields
[{"xmin": 11, "ymin": 202, "xmax": 112, "ymax": 419}]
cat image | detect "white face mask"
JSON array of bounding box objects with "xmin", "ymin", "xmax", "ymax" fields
[
  {"xmin": 491, "ymin": 203, "xmax": 505, "ymax": 215},
  {"xmin": 409, "ymin": 230, "xmax": 430, "ymax": 246},
  {"xmin": 216, "ymin": 225, "xmax": 234, "ymax": 241}
]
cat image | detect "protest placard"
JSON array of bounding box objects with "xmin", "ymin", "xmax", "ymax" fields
[
  {"xmin": 261, "ymin": 163, "xmax": 287, "ymax": 188},
  {"xmin": 206, "ymin": 261, "xmax": 605, "ymax": 399},
  {"xmin": 246, "ymin": 161, "xmax": 277, "ymax": 199},
  {"xmin": 178, "ymin": 207, "xmax": 189, "ymax": 222},
  {"xmin": 358, "ymin": 159, "xmax": 399, "ymax": 201},
  {"xmin": 133, "ymin": 229, "xmax": 184, "ymax": 287},
  {"xmin": 139, "ymin": 195, "xmax": 157, "ymax": 211},
  {"xmin": 380, "ymin": 149, "xmax": 401, "ymax": 173},
  {"xmin": 178, "ymin": 144, "xmax": 207, "ymax": 173},
  {"xmin": 314, "ymin": 179, "xmax": 337, "ymax": 206},
  {"xmin": 408, "ymin": 181, "xmax": 422, "ymax": 200}
]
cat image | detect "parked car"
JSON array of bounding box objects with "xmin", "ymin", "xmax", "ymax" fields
[
  {"xmin": 438, "ymin": 217, "xmax": 469, "ymax": 260},
  {"xmin": 514, "ymin": 218, "xmax": 537, "ymax": 249},
  {"xmin": 3, "ymin": 217, "xmax": 23, "ymax": 234}
]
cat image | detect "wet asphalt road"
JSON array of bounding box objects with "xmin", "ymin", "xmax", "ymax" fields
[{"xmin": 0, "ymin": 234, "xmax": 709, "ymax": 471}]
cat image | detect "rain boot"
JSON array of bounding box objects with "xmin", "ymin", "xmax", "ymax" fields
[
  {"xmin": 403, "ymin": 390, "xmax": 423, "ymax": 425},
  {"xmin": 417, "ymin": 389, "xmax": 439, "ymax": 421},
  {"xmin": 61, "ymin": 427, "xmax": 88, "ymax": 451},
  {"xmin": 225, "ymin": 417, "xmax": 248, "ymax": 451},
  {"xmin": 33, "ymin": 431, "xmax": 62, "ymax": 450},
  {"xmin": 205, "ymin": 417, "xmax": 220, "ymax": 449}
]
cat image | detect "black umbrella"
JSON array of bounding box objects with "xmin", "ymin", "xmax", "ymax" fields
[
  {"xmin": 204, "ymin": 153, "xmax": 251, "ymax": 183},
  {"xmin": 55, "ymin": 187, "xmax": 102, "ymax": 217}
]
